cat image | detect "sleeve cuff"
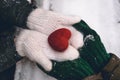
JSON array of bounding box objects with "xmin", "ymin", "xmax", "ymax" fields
[{"xmin": 0, "ymin": 29, "xmax": 22, "ymax": 72}]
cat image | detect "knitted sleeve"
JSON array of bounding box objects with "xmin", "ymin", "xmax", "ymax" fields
[
  {"xmin": 0, "ymin": 0, "xmax": 36, "ymax": 32},
  {"xmin": 0, "ymin": 28, "xmax": 22, "ymax": 72}
]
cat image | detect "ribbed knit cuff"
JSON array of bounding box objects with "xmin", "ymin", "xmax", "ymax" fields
[
  {"xmin": 73, "ymin": 20, "xmax": 110, "ymax": 73},
  {"xmin": 0, "ymin": 29, "xmax": 22, "ymax": 72},
  {"xmin": 37, "ymin": 58, "xmax": 94, "ymax": 80}
]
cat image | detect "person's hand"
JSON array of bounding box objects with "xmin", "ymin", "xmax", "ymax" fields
[
  {"xmin": 27, "ymin": 8, "xmax": 84, "ymax": 49},
  {"xmin": 27, "ymin": 8, "xmax": 80, "ymax": 34},
  {"xmin": 15, "ymin": 9, "xmax": 84, "ymax": 71},
  {"xmin": 15, "ymin": 27, "xmax": 83, "ymax": 71},
  {"xmin": 73, "ymin": 20, "xmax": 110, "ymax": 73}
]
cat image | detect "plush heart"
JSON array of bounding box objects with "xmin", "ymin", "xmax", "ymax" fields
[{"xmin": 48, "ymin": 28, "xmax": 71, "ymax": 52}]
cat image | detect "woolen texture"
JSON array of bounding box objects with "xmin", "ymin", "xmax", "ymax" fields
[
  {"xmin": 73, "ymin": 20, "xmax": 110, "ymax": 73},
  {"xmin": 0, "ymin": 0, "xmax": 35, "ymax": 31},
  {"xmin": 38, "ymin": 58, "xmax": 94, "ymax": 80},
  {"xmin": 15, "ymin": 29, "xmax": 80, "ymax": 71},
  {"xmin": 0, "ymin": 28, "xmax": 22, "ymax": 72}
]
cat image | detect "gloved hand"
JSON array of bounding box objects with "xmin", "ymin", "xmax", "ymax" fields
[
  {"xmin": 15, "ymin": 27, "xmax": 83, "ymax": 71},
  {"xmin": 27, "ymin": 8, "xmax": 83, "ymax": 49},
  {"xmin": 73, "ymin": 20, "xmax": 110, "ymax": 73},
  {"xmin": 15, "ymin": 9, "xmax": 84, "ymax": 71},
  {"xmin": 37, "ymin": 19, "xmax": 111, "ymax": 80}
]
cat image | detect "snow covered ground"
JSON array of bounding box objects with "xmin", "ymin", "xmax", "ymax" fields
[{"xmin": 15, "ymin": 0, "xmax": 120, "ymax": 80}]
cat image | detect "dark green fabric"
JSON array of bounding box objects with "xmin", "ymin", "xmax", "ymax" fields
[
  {"xmin": 0, "ymin": 28, "xmax": 22, "ymax": 72},
  {"xmin": 73, "ymin": 20, "xmax": 110, "ymax": 73},
  {"xmin": 38, "ymin": 58, "xmax": 94, "ymax": 80},
  {"xmin": 0, "ymin": 0, "xmax": 34, "ymax": 31}
]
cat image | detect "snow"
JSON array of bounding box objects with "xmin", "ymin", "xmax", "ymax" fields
[{"xmin": 15, "ymin": 58, "xmax": 57, "ymax": 80}]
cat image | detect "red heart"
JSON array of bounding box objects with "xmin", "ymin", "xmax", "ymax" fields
[{"xmin": 48, "ymin": 28, "xmax": 71, "ymax": 52}]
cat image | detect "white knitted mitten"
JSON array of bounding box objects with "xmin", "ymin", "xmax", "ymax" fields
[
  {"xmin": 15, "ymin": 29, "xmax": 82, "ymax": 71},
  {"xmin": 27, "ymin": 8, "xmax": 83, "ymax": 49}
]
